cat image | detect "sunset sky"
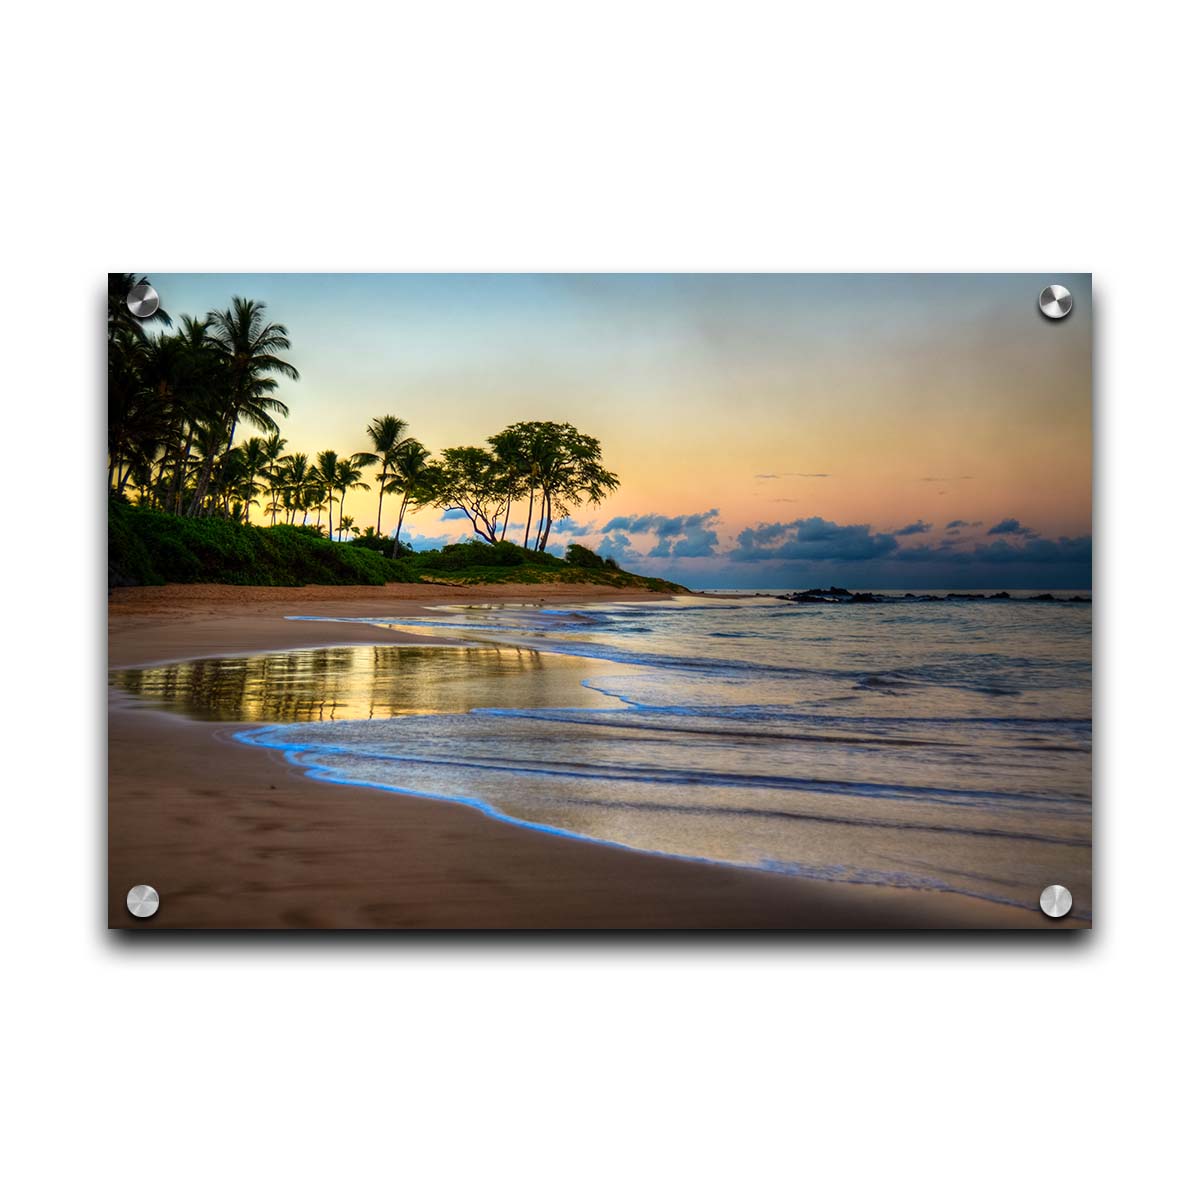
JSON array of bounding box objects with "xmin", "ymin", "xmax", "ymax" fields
[{"xmin": 148, "ymin": 273, "xmax": 1092, "ymax": 588}]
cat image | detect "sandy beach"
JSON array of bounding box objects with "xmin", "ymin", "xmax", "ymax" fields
[{"xmin": 109, "ymin": 582, "xmax": 1074, "ymax": 929}]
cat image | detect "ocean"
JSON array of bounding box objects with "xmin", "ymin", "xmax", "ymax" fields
[{"xmin": 112, "ymin": 593, "xmax": 1092, "ymax": 917}]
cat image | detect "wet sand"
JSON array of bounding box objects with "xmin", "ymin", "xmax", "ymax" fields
[{"xmin": 109, "ymin": 583, "xmax": 1075, "ymax": 929}]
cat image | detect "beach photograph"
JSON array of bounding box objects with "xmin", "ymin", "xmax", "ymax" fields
[
  {"xmin": 21, "ymin": 10, "xmax": 1196, "ymax": 1196},
  {"xmin": 108, "ymin": 272, "xmax": 1092, "ymax": 930}
]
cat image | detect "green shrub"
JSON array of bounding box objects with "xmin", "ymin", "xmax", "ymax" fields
[
  {"xmin": 411, "ymin": 539, "xmax": 556, "ymax": 573},
  {"xmin": 108, "ymin": 501, "xmax": 421, "ymax": 587},
  {"xmin": 349, "ymin": 531, "xmax": 396, "ymax": 554},
  {"xmin": 564, "ymin": 543, "xmax": 604, "ymax": 568},
  {"xmin": 108, "ymin": 502, "xmax": 689, "ymax": 593},
  {"xmin": 108, "ymin": 499, "xmax": 164, "ymax": 586}
]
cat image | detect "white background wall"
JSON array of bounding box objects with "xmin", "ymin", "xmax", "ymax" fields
[{"xmin": 3, "ymin": 3, "xmax": 1196, "ymax": 1197}]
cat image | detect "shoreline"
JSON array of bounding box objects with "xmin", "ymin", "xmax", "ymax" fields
[{"xmin": 109, "ymin": 582, "xmax": 1078, "ymax": 929}]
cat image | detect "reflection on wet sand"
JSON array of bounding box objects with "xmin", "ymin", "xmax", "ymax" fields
[{"xmin": 111, "ymin": 643, "xmax": 622, "ymax": 723}]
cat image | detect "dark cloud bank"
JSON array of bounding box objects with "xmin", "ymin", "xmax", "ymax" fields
[
  {"xmin": 587, "ymin": 511, "xmax": 1091, "ymax": 590},
  {"xmin": 599, "ymin": 510, "xmax": 720, "ymax": 559},
  {"xmin": 432, "ymin": 506, "xmax": 1091, "ymax": 589},
  {"xmin": 987, "ymin": 517, "xmax": 1038, "ymax": 537}
]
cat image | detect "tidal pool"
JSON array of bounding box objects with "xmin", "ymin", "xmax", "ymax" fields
[{"xmin": 110, "ymin": 643, "xmax": 624, "ymax": 724}]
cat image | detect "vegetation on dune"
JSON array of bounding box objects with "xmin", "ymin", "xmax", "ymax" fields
[
  {"xmin": 109, "ymin": 502, "xmax": 421, "ymax": 587},
  {"xmin": 109, "ymin": 503, "xmax": 686, "ymax": 592},
  {"xmin": 107, "ymin": 273, "xmax": 684, "ymax": 592},
  {"xmin": 397, "ymin": 538, "xmax": 685, "ymax": 591}
]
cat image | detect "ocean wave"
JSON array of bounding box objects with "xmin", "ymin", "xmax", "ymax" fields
[
  {"xmin": 238, "ymin": 725, "xmax": 1088, "ymax": 843},
  {"xmin": 240, "ymin": 596, "xmax": 1093, "ymax": 914}
]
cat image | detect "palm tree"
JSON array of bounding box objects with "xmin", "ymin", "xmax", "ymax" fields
[
  {"xmin": 301, "ymin": 478, "xmax": 326, "ymax": 531},
  {"xmin": 334, "ymin": 454, "xmax": 372, "ymax": 539},
  {"xmin": 261, "ymin": 432, "xmax": 288, "ymax": 525},
  {"xmin": 182, "ymin": 421, "xmax": 231, "ymax": 514},
  {"xmin": 165, "ymin": 317, "xmax": 226, "ymax": 514},
  {"xmin": 237, "ymin": 437, "xmax": 271, "ymax": 522},
  {"xmin": 109, "ymin": 328, "xmax": 167, "ymax": 497},
  {"xmin": 189, "ymin": 298, "xmax": 297, "ymax": 515},
  {"xmin": 363, "ymin": 415, "xmax": 408, "ymax": 534},
  {"xmin": 277, "ymin": 452, "xmax": 310, "ymax": 524},
  {"xmin": 384, "ymin": 440, "xmax": 431, "ymax": 554},
  {"xmin": 219, "ymin": 445, "xmax": 249, "ymax": 518},
  {"xmin": 312, "ymin": 450, "xmax": 343, "ymax": 541}
]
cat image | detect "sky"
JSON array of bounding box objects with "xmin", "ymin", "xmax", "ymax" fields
[{"xmin": 149, "ymin": 273, "xmax": 1092, "ymax": 589}]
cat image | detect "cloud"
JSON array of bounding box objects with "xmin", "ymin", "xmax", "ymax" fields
[
  {"xmin": 755, "ymin": 472, "xmax": 830, "ymax": 480},
  {"xmin": 596, "ymin": 531, "xmax": 632, "ymax": 560},
  {"xmin": 919, "ymin": 475, "xmax": 974, "ymax": 483},
  {"xmin": 553, "ymin": 515, "xmax": 595, "ymax": 536},
  {"xmin": 596, "ymin": 510, "xmax": 722, "ymax": 559},
  {"xmin": 438, "ymin": 509, "xmax": 470, "ymax": 522},
  {"xmin": 945, "ymin": 519, "xmax": 981, "ymax": 530},
  {"xmin": 725, "ymin": 513, "xmax": 1091, "ymax": 580},
  {"xmin": 652, "ymin": 526, "xmax": 720, "ymax": 558},
  {"xmin": 403, "ymin": 532, "xmax": 461, "ymax": 551},
  {"xmin": 730, "ymin": 516, "xmax": 899, "ymax": 563},
  {"xmin": 601, "ymin": 509, "xmax": 718, "ymax": 537},
  {"xmin": 894, "ymin": 535, "xmax": 1091, "ymax": 566},
  {"xmin": 986, "ymin": 517, "xmax": 1038, "ymax": 537},
  {"xmin": 974, "ymin": 536, "xmax": 1091, "ymax": 564}
]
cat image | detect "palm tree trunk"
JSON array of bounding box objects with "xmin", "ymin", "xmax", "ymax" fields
[
  {"xmin": 391, "ymin": 491, "xmax": 411, "ymax": 556},
  {"xmin": 538, "ymin": 490, "xmax": 556, "ymax": 552},
  {"xmin": 204, "ymin": 412, "xmax": 238, "ymax": 516},
  {"xmin": 533, "ymin": 490, "xmax": 547, "ymax": 551},
  {"xmin": 173, "ymin": 427, "xmax": 194, "ymax": 514},
  {"xmin": 188, "ymin": 452, "xmax": 217, "ymax": 516},
  {"xmin": 152, "ymin": 454, "xmax": 170, "ymax": 507},
  {"xmin": 376, "ymin": 477, "xmax": 386, "ymax": 536},
  {"xmin": 187, "ymin": 461, "xmax": 207, "ymax": 515},
  {"xmin": 523, "ymin": 485, "xmax": 536, "ymax": 548}
]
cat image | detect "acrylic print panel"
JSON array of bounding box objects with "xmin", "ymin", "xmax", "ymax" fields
[{"xmin": 107, "ymin": 273, "xmax": 1092, "ymax": 930}]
